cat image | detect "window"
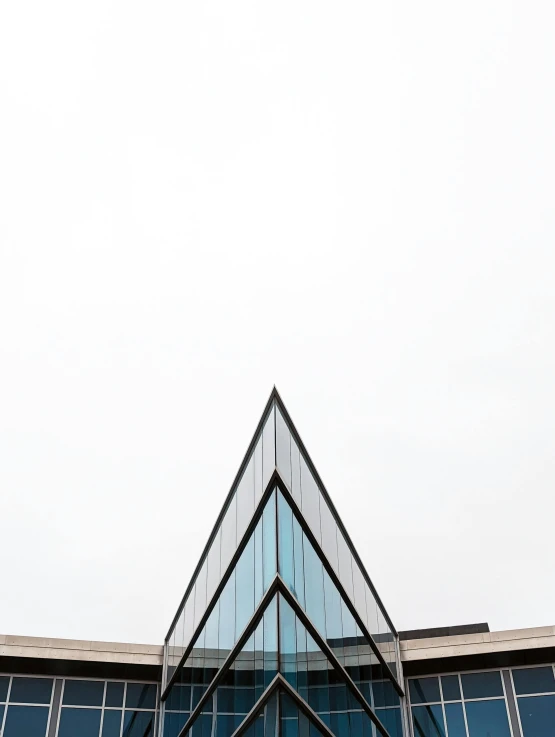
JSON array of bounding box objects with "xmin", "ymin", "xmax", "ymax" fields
[
  {"xmin": 409, "ymin": 670, "xmax": 512, "ymax": 737},
  {"xmin": 0, "ymin": 676, "xmax": 53, "ymax": 737},
  {"xmin": 53, "ymin": 679, "xmax": 157, "ymax": 737}
]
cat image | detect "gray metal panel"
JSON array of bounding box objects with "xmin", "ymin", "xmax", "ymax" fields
[
  {"xmin": 502, "ymin": 669, "xmax": 522, "ymax": 737},
  {"xmin": 47, "ymin": 678, "xmax": 63, "ymax": 737}
]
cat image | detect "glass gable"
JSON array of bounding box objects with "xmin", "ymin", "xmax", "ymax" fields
[{"xmin": 163, "ymin": 391, "xmax": 402, "ymax": 736}]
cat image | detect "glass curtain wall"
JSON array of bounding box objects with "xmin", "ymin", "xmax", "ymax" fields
[
  {"xmin": 166, "ymin": 406, "xmax": 276, "ymax": 690},
  {"xmin": 170, "ymin": 590, "xmax": 395, "ymax": 737},
  {"xmin": 512, "ymin": 665, "xmax": 555, "ymax": 737},
  {"xmin": 163, "ymin": 391, "xmax": 403, "ymax": 737},
  {"xmin": 277, "ymin": 492, "xmax": 401, "ymax": 717},
  {"xmin": 275, "ymin": 407, "xmax": 399, "ymax": 684},
  {"xmin": 408, "ymin": 672, "xmax": 512, "ymax": 737},
  {"xmin": 0, "ymin": 676, "xmax": 158, "ymax": 737},
  {"xmin": 408, "ymin": 665, "xmax": 555, "ymax": 737},
  {"xmin": 165, "ymin": 492, "xmax": 277, "ymax": 706}
]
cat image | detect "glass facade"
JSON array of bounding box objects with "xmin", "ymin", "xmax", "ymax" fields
[
  {"xmin": 0, "ymin": 676, "xmax": 158, "ymax": 737},
  {"xmin": 162, "ymin": 394, "xmax": 403, "ymax": 737},
  {"xmin": 275, "ymin": 407, "xmax": 399, "ymax": 681},
  {"xmin": 408, "ymin": 665, "xmax": 555, "ymax": 737}
]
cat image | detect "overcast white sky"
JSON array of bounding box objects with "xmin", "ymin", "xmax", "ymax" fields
[{"xmin": 1, "ymin": 0, "xmax": 554, "ymax": 645}]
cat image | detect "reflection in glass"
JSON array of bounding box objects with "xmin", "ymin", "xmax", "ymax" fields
[
  {"xmin": 183, "ymin": 599, "xmax": 278, "ymax": 737},
  {"xmin": 376, "ymin": 707, "xmax": 404, "ymax": 737},
  {"xmin": 409, "ymin": 678, "xmax": 441, "ymax": 705},
  {"xmin": 126, "ymin": 683, "xmax": 157, "ymax": 710},
  {"xmin": 278, "ymin": 593, "xmax": 379, "ymax": 737},
  {"xmin": 280, "ymin": 691, "xmax": 329, "ymax": 737},
  {"xmin": 412, "ymin": 704, "xmax": 446, "ymax": 737},
  {"xmin": 278, "ymin": 491, "xmax": 398, "ymax": 702},
  {"xmin": 165, "ymin": 493, "xmax": 278, "ymax": 712},
  {"xmin": 123, "ymin": 710, "xmax": 155, "ymax": 737},
  {"xmin": 102, "ymin": 710, "xmax": 123, "ymax": 737},
  {"xmin": 444, "ymin": 703, "xmax": 466, "ymax": 737}
]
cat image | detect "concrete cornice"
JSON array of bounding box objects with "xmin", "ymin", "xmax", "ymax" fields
[
  {"xmin": 0, "ymin": 634, "xmax": 163, "ymax": 666},
  {"xmin": 401, "ymin": 625, "xmax": 555, "ymax": 662}
]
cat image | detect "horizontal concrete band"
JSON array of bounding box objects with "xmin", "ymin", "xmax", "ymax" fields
[
  {"xmin": 0, "ymin": 634, "xmax": 163, "ymax": 667},
  {"xmin": 401, "ymin": 625, "xmax": 555, "ymax": 662}
]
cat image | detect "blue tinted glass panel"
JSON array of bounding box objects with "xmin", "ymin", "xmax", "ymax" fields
[
  {"xmin": 167, "ymin": 490, "xmax": 280, "ymax": 714},
  {"xmin": 166, "ymin": 685, "xmax": 191, "ymax": 712},
  {"xmin": 302, "ymin": 532, "xmax": 326, "ymax": 636},
  {"xmin": 123, "ymin": 710, "xmax": 155, "ymax": 736},
  {"xmin": 190, "ymin": 712, "xmax": 212, "ymax": 737},
  {"xmin": 235, "ymin": 535, "xmax": 255, "ymax": 638},
  {"xmin": 10, "ymin": 677, "xmax": 53, "ymax": 704},
  {"xmin": 215, "ymin": 713, "xmax": 238, "ymax": 736},
  {"xmin": 125, "ymin": 683, "xmax": 157, "ymax": 710},
  {"xmin": 278, "ymin": 492, "xmax": 295, "ymax": 591},
  {"xmin": 513, "ymin": 668, "xmax": 555, "ymax": 695},
  {"xmin": 262, "ymin": 491, "xmax": 277, "ymax": 592},
  {"xmin": 373, "ymin": 681, "xmax": 400, "ymax": 708},
  {"xmin": 465, "ymin": 700, "xmax": 510, "ymax": 737},
  {"xmin": 63, "ymin": 680, "xmax": 104, "ymax": 706},
  {"xmin": 412, "ymin": 704, "xmax": 446, "ymax": 737},
  {"xmin": 322, "ymin": 568, "xmax": 343, "ymax": 642},
  {"xmin": 292, "ymin": 514, "xmax": 305, "ymax": 609},
  {"xmin": 445, "ymin": 703, "xmax": 466, "ymax": 737},
  {"xmin": 102, "ymin": 710, "xmax": 123, "ymax": 737},
  {"xmin": 164, "ymin": 711, "xmax": 190, "ymax": 737},
  {"xmin": 461, "ymin": 672, "xmax": 503, "ymax": 700},
  {"xmin": 441, "ymin": 676, "xmax": 461, "ymax": 702},
  {"xmin": 410, "ymin": 678, "xmax": 441, "ymax": 704},
  {"xmin": 376, "ymin": 708, "xmax": 403, "ymax": 737},
  {"xmin": 105, "ymin": 682, "xmax": 125, "ymax": 708},
  {"xmin": 280, "ymin": 693, "xmax": 327, "ymax": 737},
  {"xmin": 3, "ymin": 705, "xmax": 50, "ymax": 737},
  {"xmin": 518, "ymin": 695, "xmax": 555, "ymax": 737},
  {"xmin": 0, "ymin": 676, "xmax": 9, "ymax": 702},
  {"xmin": 279, "ymin": 594, "xmax": 376, "ymax": 735},
  {"xmin": 58, "ymin": 707, "xmax": 102, "ymax": 737}
]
